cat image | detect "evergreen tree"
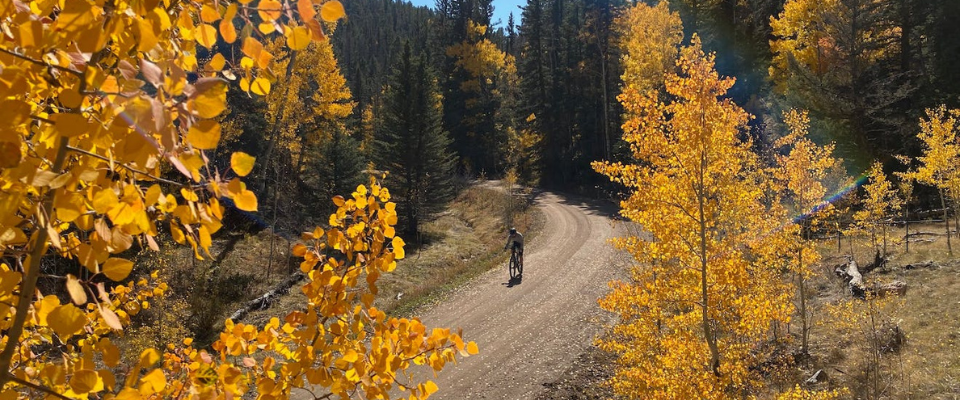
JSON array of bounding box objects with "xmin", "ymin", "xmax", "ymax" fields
[
  {"xmin": 309, "ymin": 129, "xmax": 368, "ymax": 215},
  {"xmin": 375, "ymin": 45, "xmax": 458, "ymax": 235}
]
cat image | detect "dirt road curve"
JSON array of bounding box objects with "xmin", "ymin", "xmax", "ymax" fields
[{"xmin": 419, "ymin": 190, "xmax": 628, "ymax": 399}]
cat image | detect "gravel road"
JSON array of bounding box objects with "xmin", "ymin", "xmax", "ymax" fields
[{"xmin": 417, "ymin": 190, "xmax": 628, "ymax": 399}]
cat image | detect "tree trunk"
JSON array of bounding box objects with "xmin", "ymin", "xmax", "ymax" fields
[
  {"xmin": 904, "ymin": 205, "xmax": 909, "ymax": 253},
  {"xmin": 697, "ymin": 148, "xmax": 721, "ymax": 377},
  {"xmin": 940, "ymin": 188, "xmax": 952, "ymax": 254},
  {"xmin": 837, "ymin": 219, "xmax": 842, "ymax": 253}
]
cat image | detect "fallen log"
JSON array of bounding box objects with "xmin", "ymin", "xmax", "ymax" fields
[
  {"xmin": 905, "ymin": 260, "xmax": 940, "ymax": 270},
  {"xmin": 227, "ymin": 272, "xmax": 305, "ymax": 323},
  {"xmin": 834, "ymin": 258, "xmax": 865, "ymax": 298}
]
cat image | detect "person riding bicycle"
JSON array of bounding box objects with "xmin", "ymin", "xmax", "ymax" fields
[{"xmin": 504, "ymin": 227, "xmax": 524, "ymax": 272}]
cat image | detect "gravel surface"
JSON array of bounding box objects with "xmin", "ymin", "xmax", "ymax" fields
[{"xmin": 415, "ymin": 190, "xmax": 629, "ymax": 399}]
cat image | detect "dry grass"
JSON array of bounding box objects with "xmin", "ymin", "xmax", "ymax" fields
[
  {"xmin": 783, "ymin": 222, "xmax": 960, "ymax": 399},
  {"xmin": 115, "ymin": 229, "xmax": 297, "ymax": 356},
  {"xmin": 369, "ymin": 182, "xmax": 544, "ymax": 316}
]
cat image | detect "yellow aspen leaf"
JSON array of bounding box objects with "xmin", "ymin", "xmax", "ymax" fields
[
  {"xmin": 99, "ymin": 306, "xmax": 123, "ymax": 330},
  {"xmin": 258, "ymin": 22, "xmax": 276, "ymax": 34},
  {"xmin": 242, "ymin": 37, "xmax": 263, "ymax": 59},
  {"xmin": 231, "ymin": 152, "xmax": 256, "ymax": 176},
  {"xmin": 98, "ymin": 370, "xmax": 116, "ymax": 393},
  {"xmin": 181, "ymin": 188, "xmax": 199, "ymax": 202},
  {"xmin": 424, "ymin": 381, "xmax": 439, "ymax": 396},
  {"xmin": 102, "ymin": 258, "xmax": 134, "ymax": 281},
  {"xmin": 195, "ymin": 23, "xmax": 218, "ymax": 49},
  {"xmin": 57, "ymin": 0, "xmax": 95, "ymax": 34},
  {"xmin": 198, "ymin": 225, "xmax": 212, "ymax": 255},
  {"xmin": 298, "ymin": 0, "xmax": 317, "ymax": 20},
  {"xmin": 55, "ymin": 192, "xmax": 84, "ymax": 222},
  {"xmin": 69, "ymin": 369, "xmax": 100, "ymax": 394},
  {"xmin": 186, "ymin": 120, "xmax": 221, "ymax": 150},
  {"xmin": 76, "ymin": 243, "xmax": 99, "ymax": 273},
  {"xmin": 320, "ymin": 0, "xmax": 346, "ymax": 22},
  {"xmin": 341, "ymin": 349, "xmax": 359, "ymax": 363},
  {"xmin": 51, "ymin": 113, "xmax": 92, "ymax": 137},
  {"xmin": 48, "ymin": 304, "xmax": 86, "ymax": 337},
  {"xmin": 200, "ymin": 4, "xmax": 221, "ymax": 23},
  {"xmin": 190, "ymin": 80, "xmax": 228, "ymax": 118},
  {"xmin": 100, "ymin": 339, "xmax": 120, "ymax": 367},
  {"xmin": 114, "ymin": 388, "xmax": 141, "ymax": 400},
  {"xmin": 258, "ymin": 0, "xmax": 283, "ymax": 21},
  {"xmin": 66, "ymin": 274, "xmax": 87, "ymax": 305},
  {"xmin": 139, "ymin": 369, "xmax": 166, "ymax": 394},
  {"xmin": 92, "ymin": 189, "xmax": 118, "ymax": 214},
  {"xmin": 305, "ymin": 18, "xmax": 325, "ymax": 41},
  {"xmin": 224, "ymin": 2, "xmax": 238, "ymax": 20},
  {"xmin": 292, "ymin": 243, "xmax": 308, "ymax": 256},
  {"xmin": 287, "ymin": 26, "xmax": 310, "ymax": 50},
  {"xmin": 239, "ymin": 76, "xmax": 251, "ymax": 93},
  {"xmin": 392, "ymin": 237, "xmax": 406, "ymax": 259},
  {"xmin": 466, "ymin": 341, "xmax": 479, "ymax": 355},
  {"xmin": 59, "ymin": 87, "xmax": 83, "ymax": 109},
  {"xmin": 251, "ymin": 77, "xmax": 271, "ymax": 95},
  {"xmin": 332, "ymin": 195, "xmax": 345, "ymax": 206},
  {"xmin": 140, "ymin": 348, "xmax": 161, "ymax": 366},
  {"xmin": 207, "ymin": 53, "xmax": 226, "ymax": 71},
  {"xmin": 234, "ymin": 190, "xmax": 258, "ymax": 211},
  {"xmin": 220, "ymin": 19, "xmax": 237, "ymax": 43},
  {"xmin": 256, "ymin": 50, "xmax": 275, "ymax": 69}
]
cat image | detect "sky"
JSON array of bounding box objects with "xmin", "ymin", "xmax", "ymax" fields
[{"xmin": 406, "ymin": 0, "xmax": 526, "ymax": 29}]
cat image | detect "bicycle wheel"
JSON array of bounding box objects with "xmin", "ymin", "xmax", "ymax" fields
[{"xmin": 509, "ymin": 252, "xmax": 520, "ymax": 279}]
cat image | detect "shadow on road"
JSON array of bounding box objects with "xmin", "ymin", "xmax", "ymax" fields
[{"xmin": 503, "ymin": 275, "xmax": 523, "ymax": 288}]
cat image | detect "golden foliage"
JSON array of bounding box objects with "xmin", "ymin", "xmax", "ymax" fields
[
  {"xmin": 593, "ymin": 36, "xmax": 794, "ymax": 399},
  {"xmin": 776, "ymin": 385, "xmax": 848, "ymax": 400},
  {"xmin": 769, "ymin": 0, "xmax": 898, "ymax": 92},
  {"xmin": 615, "ymin": 1, "xmax": 682, "ymax": 96},
  {"xmin": 446, "ymin": 21, "xmax": 517, "ymax": 96},
  {"xmin": 0, "ymin": 0, "xmax": 472, "ymax": 398}
]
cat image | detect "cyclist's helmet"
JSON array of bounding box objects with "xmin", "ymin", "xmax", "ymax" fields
[{"xmin": 509, "ymin": 227, "xmax": 517, "ymax": 235}]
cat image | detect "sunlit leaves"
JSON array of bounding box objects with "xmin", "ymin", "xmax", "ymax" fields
[
  {"xmin": 190, "ymin": 79, "xmax": 228, "ymax": 118},
  {"xmin": 233, "ymin": 190, "xmax": 259, "ymax": 212},
  {"xmin": 0, "ymin": 0, "xmax": 472, "ymax": 398},
  {"xmin": 287, "ymin": 26, "xmax": 311, "ymax": 50},
  {"xmin": 48, "ymin": 304, "xmax": 86, "ymax": 337},
  {"xmin": 196, "ymin": 24, "xmax": 218, "ymax": 49},
  {"xmin": 187, "ymin": 120, "xmax": 222, "ymax": 149},
  {"xmin": 102, "ymin": 258, "xmax": 134, "ymax": 281},
  {"xmin": 251, "ymin": 77, "xmax": 272, "ymax": 95},
  {"xmin": 258, "ymin": 0, "xmax": 284, "ymax": 21},
  {"xmin": 231, "ymin": 152, "xmax": 256, "ymax": 177},
  {"xmin": 320, "ymin": 0, "xmax": 346, "ymax": 22},
  {"xmin": 66, "ymin": 274, "xmax": 87, "ymax": 305}
]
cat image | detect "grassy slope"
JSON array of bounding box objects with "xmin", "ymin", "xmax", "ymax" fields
[{"xmin": 793, "ymin": 223, "xmax": 960, "ymax": 399}]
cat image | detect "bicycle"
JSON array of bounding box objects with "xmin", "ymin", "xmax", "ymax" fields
[{"xmin": 508, "ymin": 245, "xmax": 523, "ymax": 279}]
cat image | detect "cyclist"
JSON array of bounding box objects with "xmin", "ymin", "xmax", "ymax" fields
[{"xmin": 504, "ymin": 227, "xmax": 524, "ymax": 274}]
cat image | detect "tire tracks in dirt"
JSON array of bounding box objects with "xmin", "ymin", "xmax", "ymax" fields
[{"xmin": 416, "ymin": 190, "xmax": 628, "ymax": 399}]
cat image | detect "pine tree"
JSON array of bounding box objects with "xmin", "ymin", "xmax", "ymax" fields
[
  {"xmin": 309, "ymin": 129, "xmax": 368, "ymax": 215},
  {"xmin": 375, "ymin": 45, "xmax": 458, "ymax": 235}
]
